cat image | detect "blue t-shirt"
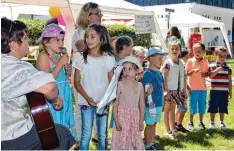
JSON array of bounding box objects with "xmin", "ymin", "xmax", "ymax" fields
[{"xmin": 141, "ymin": 68, "xmax": 164, "ymax": 107}]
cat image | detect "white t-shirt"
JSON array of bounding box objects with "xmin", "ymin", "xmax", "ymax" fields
[
  {"xmin": 72, "ymin": 52, "xmax": 115, "ymax": 106},
  {"xmin": 72, "ymin": 27, "xmax": 85, "ymax": 52}
]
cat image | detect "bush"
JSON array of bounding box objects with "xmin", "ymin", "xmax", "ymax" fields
[
  {"xmin": 20, "ymin": 19, "xmax": 151, "ymax": 48},
  {"xmin": 20, "ymin": 19, "xmax": 45, "ymax": 46},
  {"xmin": 104, "ymin": 24, "xmax": 151, "ymax": 48}
]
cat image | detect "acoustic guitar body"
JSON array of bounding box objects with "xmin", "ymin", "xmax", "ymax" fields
[{"xmin": 26, "ymin": 92, "xmax": 59, "ymax": 150}]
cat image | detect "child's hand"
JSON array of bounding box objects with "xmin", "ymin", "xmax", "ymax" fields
[
  {"xmin": 216, "ymin": 67, "xmax": 223, "ymax": 72},
  {"xmin": 52, "ymin": 96, "xmax": 63, "ymax": 110},
  {"xmin": 201, "ymin": 72, "xmax": 208, "ymax": 77},
  {"xmin": 193, "ymin": 67, "xmax": 200, "ymax": 73},
  {"xmin": 115, "ymin": 121, "xmax": 122, "ymax": 131},
  {"xmin": 164, "ymin": 91, "xmax": 170, "ymax": 101},
  {"xmin": 187, "ymin": 85, "xmax": 191, "ymax": 93},
  {"xmin": 139, "ymin": 122, "xmax": 144, "ymax": 131},
  {"xmin": 229, "ymin": 92, "xmax": 232, "ymax": 99},
  {"xmin": 136, "ymin": 72, "xmax": 144, "ymax": 81},
  {"xmin": 181, "ymin": 91, "xmax": 187, "ymax": 99},
  {"xmin": 65, "ymin": 64, "xmax": 72, "ymax": 76},
  {"xmin": 147, "ymin": 84, "xmax": 153, "ymax": 95},
  {"xmin": 59, "ymin": 54, "xmax": 69, "ymax": 66},
  {"xmin": 86, "ymin": 97, "xmax": 97, "ymax": 106}
]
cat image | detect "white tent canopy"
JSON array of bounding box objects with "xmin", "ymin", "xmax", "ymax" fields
[
  {"xmin": 1, "ymin": 0, "xmax": 167, "ymax": 52},
  {"xmin": 156, "ymin": 12, "xmax": 232, "ymax": 58},
  {"xmin": 170, "ymin": 13, "xmax": 225, "ymax": 28}
]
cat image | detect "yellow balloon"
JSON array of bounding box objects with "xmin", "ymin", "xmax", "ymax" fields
[{"xmin": 49, "ymin": 6, "xmax": 61, "ymax": 18}]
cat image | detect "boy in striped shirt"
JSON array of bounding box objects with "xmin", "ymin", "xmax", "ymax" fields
[{"xmin": 208, "ymin": 47, "xmax": 232, "ymax": 130}]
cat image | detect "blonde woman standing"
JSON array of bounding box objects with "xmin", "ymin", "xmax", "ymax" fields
[{"xmin": 71, "ymin": 2, "xmax": 103, "ymax": 142}]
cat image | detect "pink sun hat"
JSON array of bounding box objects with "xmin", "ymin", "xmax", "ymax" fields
[{"xmin": 36, "ymin": 23, "xmax": 65, "ymax": 43}]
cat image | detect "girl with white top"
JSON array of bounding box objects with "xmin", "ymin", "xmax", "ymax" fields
[
  {"xmin": 71, "ymin": 2, "xmax": 103, "ymax": 141},
  {"xmin": 72, "ymin": 24, "xmax": 115, "ymax": 150},
  {"xmin": 162, "ymin": 41, "xmax": 187, "ymax": 136}
]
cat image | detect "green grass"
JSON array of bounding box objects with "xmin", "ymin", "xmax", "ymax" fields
[
  {"xmin": 89, "ymin": 90, "xmax": 234, "ymax": 150},
  {"xmin": 154, "ymin": 90, "xmax": 234, "ymax": 150},
  {"xmin": 88, "ymin": 61, "xmax": 234, "ymax": 150}
]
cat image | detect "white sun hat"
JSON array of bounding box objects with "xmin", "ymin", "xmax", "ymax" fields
[{"xmin": 119, "ymin": 56, "xmax": 143, "ymax": 73}]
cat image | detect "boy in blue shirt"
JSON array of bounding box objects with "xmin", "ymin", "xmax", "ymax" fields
[{"xmin": 141, "ymin": 48, "xmax": 168, "ymax": 150}]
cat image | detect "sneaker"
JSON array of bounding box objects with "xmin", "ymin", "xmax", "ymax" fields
[
  {"xmin": 171, "ymin": 129, "xmax": 178, "ymax": 136},
  {"xmin": 187, "ymin": 122, "xmax": 194, "ymax": 131},
  {"xmin": 219, "ymin": 122, "xmax": 227, "ymax": 130},
  {"xmin": 176, "ymin": 124, "xmax": 190, "ymax": 133},
  {"xmin": 92, "ymin": 137, "xmax": 98, "ymax": 143},
  {"xmin": 107, "ymin": 138, "xmax": 111, "ymax": 145},
  {"xmin": 146, "ymin": 144, "xmax": 158, "ymax": 150},
  {"xmin": 209, "ymin": 123, "xmax": 215, "ymax": 129},
  {"xmin": 165, "ymin": 131, "xmax": 173, "ymax": 137},
  {"xmin": 152, "ymin": 143, "xmax": 159, "ymax": 150},
  {"xmin": 199, "ymin": 122, "xmax": 206, "ymax": 130},
  {"xmin": 154, "ymin": 134, "xmax": 160, "ymax": 139}
]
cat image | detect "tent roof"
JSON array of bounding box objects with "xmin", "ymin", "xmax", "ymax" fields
[
  {"xmin": 158, "ymin": 12, "xmax": 224, "ymax": 28},
  {"xmin": 2, "ymin": 0, "xmax": 154, "ymax": 16},
  {"xmin": 69, "ymin": 0, "xmax": 143, "ymax": 11},
  {"xmin": 170, "ymin": 13, "xmax": 224, "ymax": 28},
  {"xmin": 1, "ymin": 0, "xmax": 167, "ymax": 51}
]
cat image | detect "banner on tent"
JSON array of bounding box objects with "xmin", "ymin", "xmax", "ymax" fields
[{"xmin": 135, "ymin": 15, "xmax": 156, "ymax": 34}]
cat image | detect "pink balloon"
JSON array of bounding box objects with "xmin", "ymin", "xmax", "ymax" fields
[{"xmin": 57, "ymin": 15, "xmax": 66, "ymax": 26}]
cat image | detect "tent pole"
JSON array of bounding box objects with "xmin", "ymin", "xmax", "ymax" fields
[
  {"xmin": 153, "ymin": 13, "xmax": 167, "ymax": 50},
  {"xmin": 220, "ymin": 25, "xmax": 233, "ymax": 59},
  {"xmin": 232, "ymin": 17, "xmax": 234, "ymax": 57}
]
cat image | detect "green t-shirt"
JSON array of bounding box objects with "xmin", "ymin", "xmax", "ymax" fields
[{"xmin": 169, "ymin": 36, "xmax": 185, "ymax": 48}]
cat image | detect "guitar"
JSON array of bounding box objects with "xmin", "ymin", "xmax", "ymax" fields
[{"xmin": 26, "ymin": 92, "xmax": 59, "ymax": 150}]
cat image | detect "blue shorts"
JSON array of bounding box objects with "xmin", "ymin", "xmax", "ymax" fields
[
  {"xmin": 189, "ymin": 90, "xmax": 207, "ymax": 114},
  {"xmin": 145, "ymin": 107, "xmax": 162, "ymax": 125},
  {"xmin": 208, "ymin": 90, "xmax": 229, "ymax": 114},
  {"xmin": 177, "ymin": 103, "xmax": 187, "ymax": 112}
]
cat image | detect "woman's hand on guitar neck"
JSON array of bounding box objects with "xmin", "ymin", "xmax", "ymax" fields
[{"xmin": 52, "ymin": 96, "xmax": 63, "ymax": 110}]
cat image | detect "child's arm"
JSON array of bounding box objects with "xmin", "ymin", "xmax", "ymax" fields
[
  {"xmin": 144, "ymin": 85, "xmax": 153, "ymax": 97},
  {"xmin": 139, "ymin": 84, "xmax": 145, "ymax": 131},
  {"xmin": 113, "ymin": 83, "xmax": 122, "ymax": 131},
  {"xmin": 209, "ymin": 67, "xmax": 223, "ymax": 78},
  {"xmin": 228, "ymin": 73, "xmax": 232, "ymax": 99},
  {"xmin": 107, "ymin": 56, "xmax": 115, "ymax": 82},
  {"xmin": 185, "ymin": 60, "xmax": 199, "ymax": 76},
  {"xmin": 183, "ymin": 71, "xmax": 188, "ymax": 98},
  {"xmin": 75, "ymin": 40, "xmax": 85, "ymax": 52},
  {"xmin": 37, "ymin": 52, "xmax": 68, "ymax": 79},
  {"xmin": 141, "ymin": 72, "xmax": 153, "ymax": 97},
  {"xmin": 187, "ymin": 68, "xmax": 200, "ymax": 76},
  {"xmin": 162, "ymin": 67, "xmax": 169, "ymax": 99},
  {"xmin": 201, "ymin": 60, "xmax": 209, "ymax": 78},
  {"xmin": 74, "ymin": 68, "xmax": 96, "ymax": 106},
  {"xmin": 108, "ymin": 70, "xmax": 114, "ymax": 83},
  {"xmin": 187, "ymin": 35, "xmax": 192, "ymax": 51}
]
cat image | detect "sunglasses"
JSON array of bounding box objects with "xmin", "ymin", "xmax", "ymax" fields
[{"xmin": 89, "ymin": 12, "xmax": 103, "ymax": 17}]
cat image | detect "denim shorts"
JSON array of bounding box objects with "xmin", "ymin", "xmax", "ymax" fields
[{"xmin": 177, "ymin": 103, "xmax": 187, "ymax": 112}]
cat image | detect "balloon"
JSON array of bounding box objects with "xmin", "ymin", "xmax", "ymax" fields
[
  {"xmin": 49, "ymin": 6, "xmax": 61, "ymax": 18},
  {"xmin": 57, "ymin": 15, "xmax": 66, "ymax": 26}
]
